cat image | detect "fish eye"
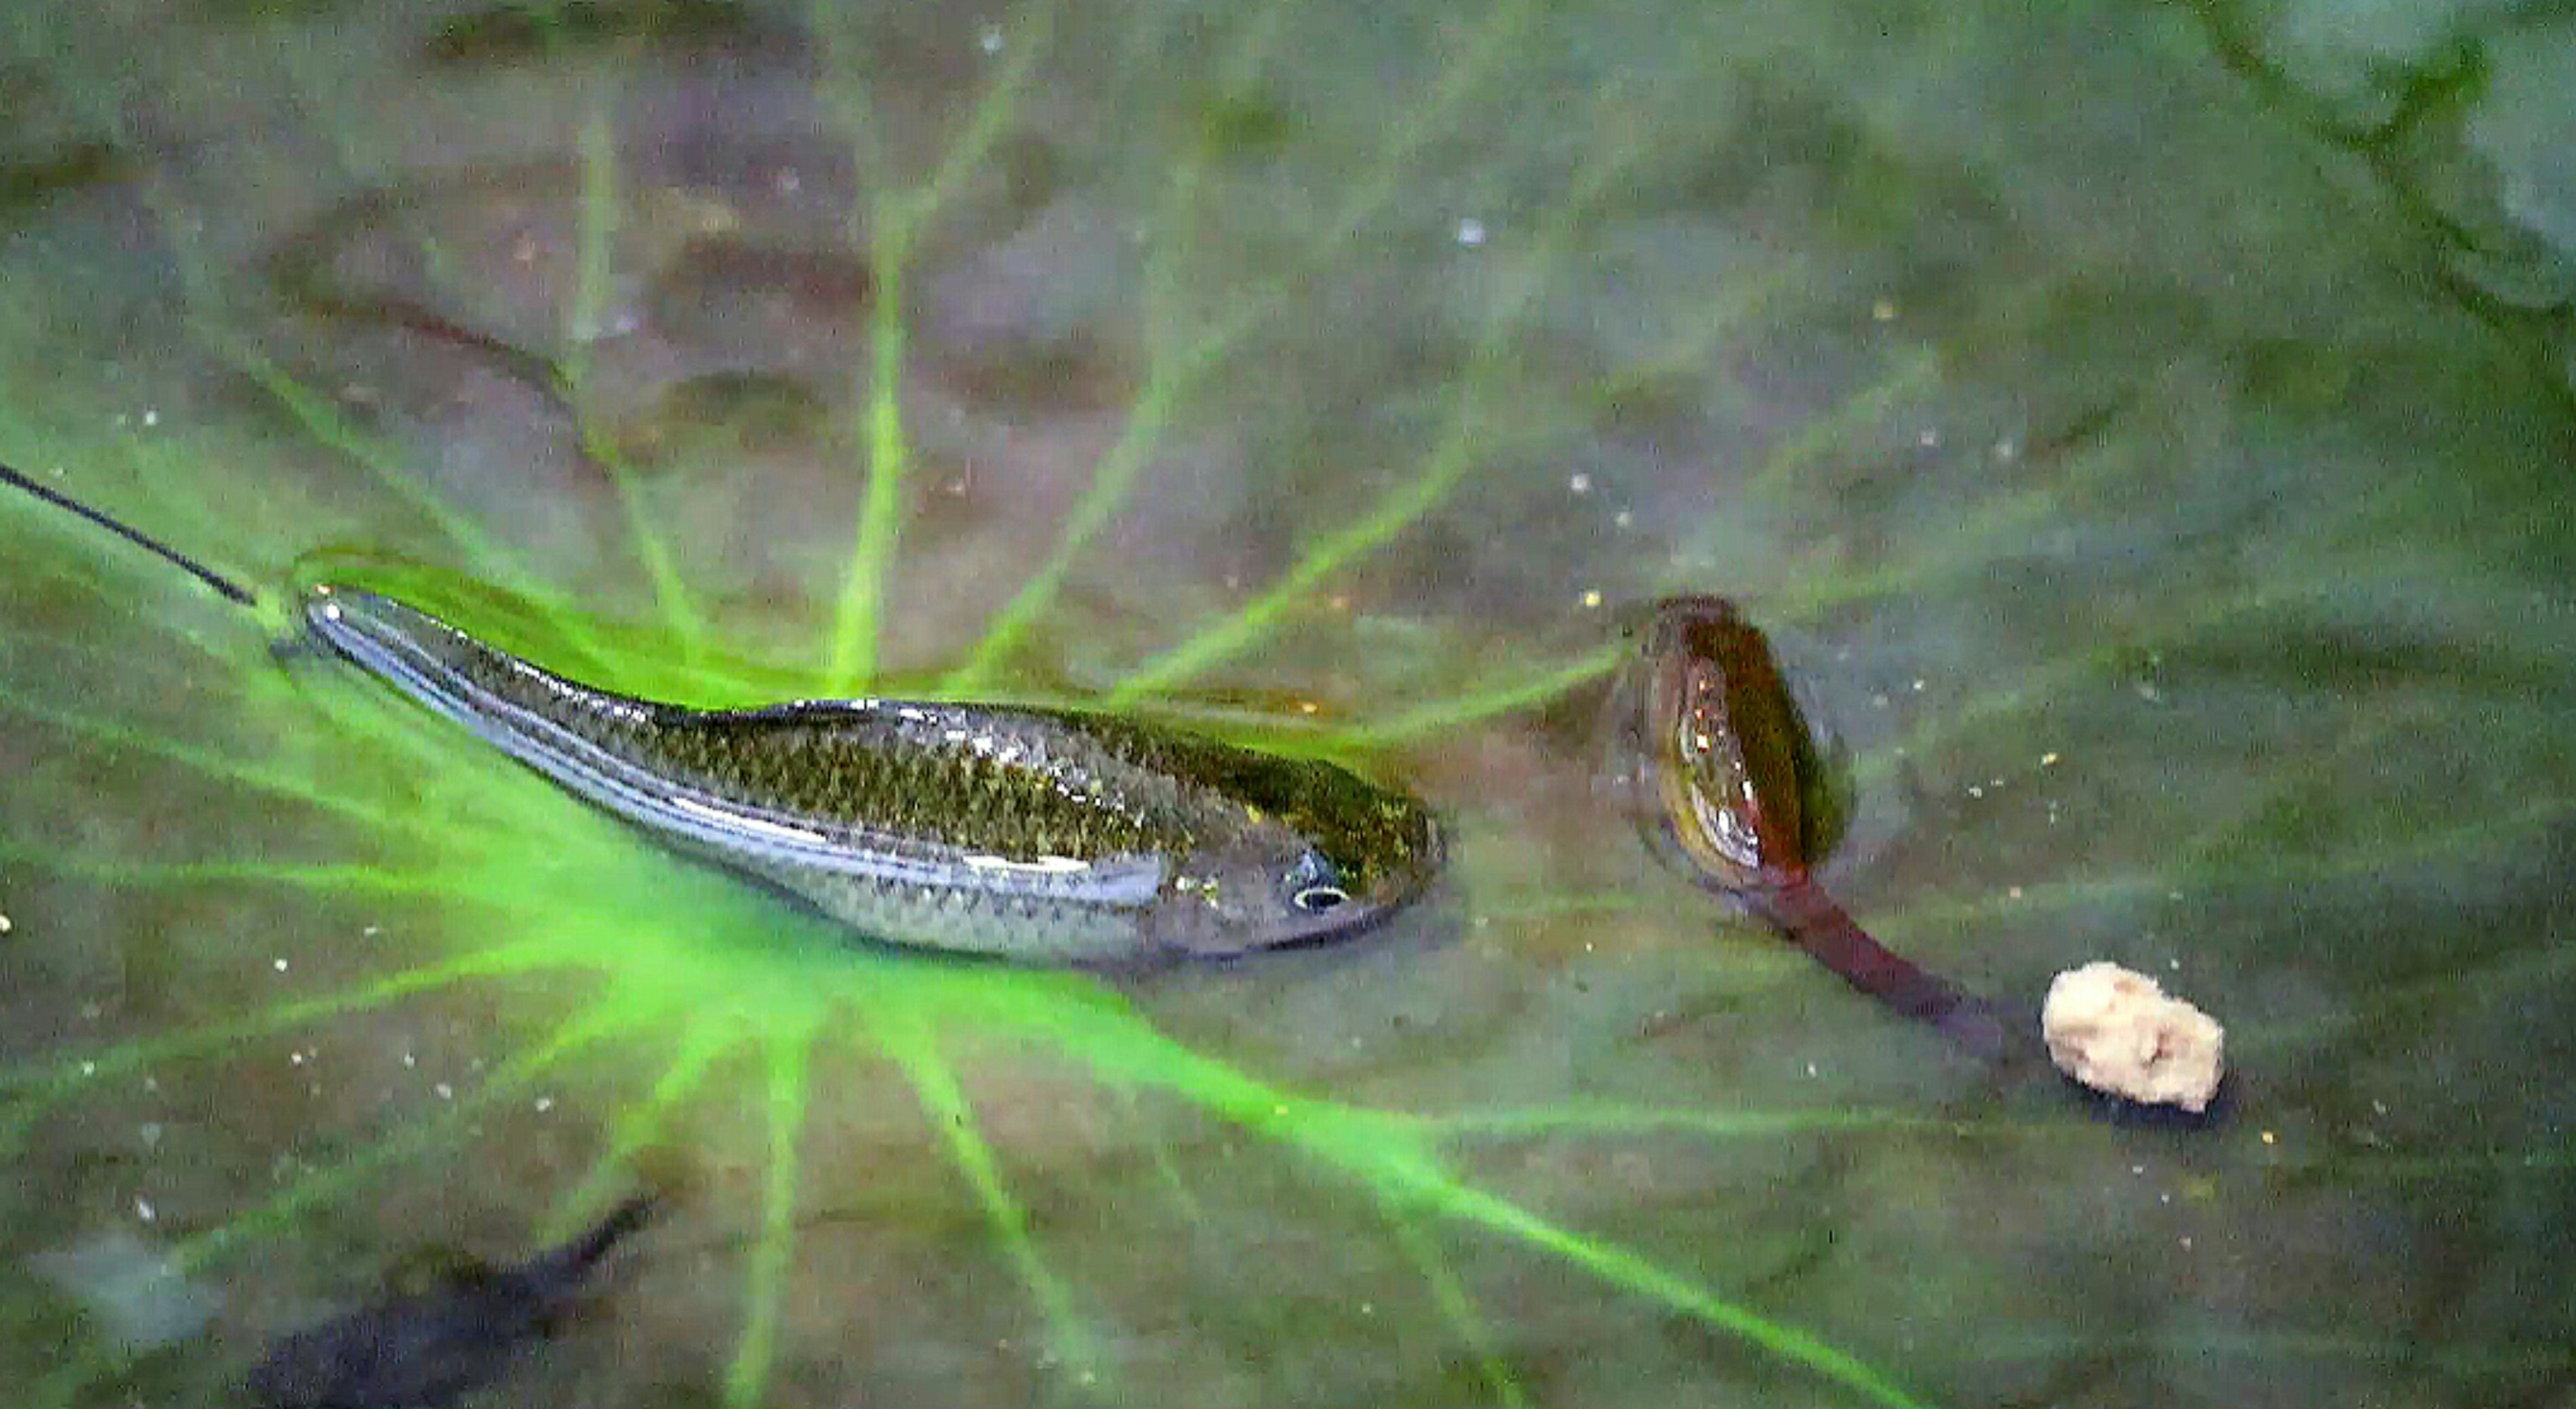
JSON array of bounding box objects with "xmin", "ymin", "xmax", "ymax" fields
[{"xmin": 1291, "ymin": 884, "xmax": 1350, "ymax": 913}]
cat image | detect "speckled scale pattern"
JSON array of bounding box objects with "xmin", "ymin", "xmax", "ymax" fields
[
  {"xmin": 596, "ymin": 703, "xmax": 1197, "ymax": 864},
  {"xmin": 296, "ymin": 585, "xmax": 1444, "ymax": 961},
  {"xmin": 363, "ymin": 594, "xmax": 1200, "ymax": 863}
]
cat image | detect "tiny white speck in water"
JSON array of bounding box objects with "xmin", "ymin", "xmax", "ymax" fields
[
  {"xmin": 135, "ymin": 1198, "xmax": 156, "ymax": 1223},
  {"xmin": 139, "ymin": 1123, "xmax": 162, "ymax": 1147},
  {"xmin": 141, "ymin": 409, "xmax": 159, "ymax": 428},
  {"xmin": 1994, "ymin": 439, "xmax": 2019, "ymax": 461},
  {"xmin": 1613, "ymin": 508, "xmax": 1634, "ymax": 528},
  {"xmin": 1580, "ymin": 588, "xmax": 1603, "ymax": 609},
  {"xmin": 1360, "ymin": 1302, "xmax": 1375, "ymax": 1316},
  {"xmin": 401, "ymin": 1052, "xmax": 416, "ymax": 1068},
  {"xmin": 272, "ymin": 958, "xmax": 288, "ymax": 972},
  {"xmin": 362, "ymin": 923, "xmax": 380, "ymax": 937},
  {"xmin": 1967, "ymin": 785, "xmax": 1984, "ymax": 799},
  {"xmin": 979, "ymin": 22, "xmax": 1004, "ymax": 53},
  {"xmin": 1911, "ymin": 678, "xmax": 1926, "ymax": 691},
  {"xmin": 142, "ymin": 1076, "xmax": 158, "ymax": 1092},
  {"xmin": 1872, "ymin": 298, "xmax": 1898, "ymax": 321},
  {"xmin": 1917, "ymin": 428, "xmax": 1939, "ymax": 447},
  {"xmin": 1806, "ymin": 1062, "xmax": 1819, "ymax": 1077},
  {"xmin": 1456, "ymin": 217, "xmax": 1487, "ymax": 246},
  {"xmin": 1567, "ymin": 471, "xmax": 1593, "ymax": 494},
  {"xmin": 289, "ymin": 1051, "xmax": 305, "ymax": 1066},
  {"xmin": 81, "ymin": 1061, "xmax": 97, "ymax": 1076},
  {"xmin": 2007, "ymin": 885, "xmax": 2025, "ymax": 900},
  {"xmin": 434, "ymin": 1082, "xmax": 454, "ymax": 1100},
  {"xmin": 534, "ymin": 1096, "xmax": 554, "ymax": 1113},
  {"xmin": 2041, "ymin": 751, "xmax": 2061, "ymax": 767},
  {"xmin": 0, "ymin": 911, "xmax": 11, "ymax": 933}
]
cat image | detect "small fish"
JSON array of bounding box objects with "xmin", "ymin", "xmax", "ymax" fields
[
  {"xmin": 1610, "ymin": 596, "xmax": 2018, "ymax": 1062},
  {"xmin": 243, "ymin": 1193, "xmax": 658, "ymax": 1409},
  {"xmin": 1, "ymin": 460, "xmax": 1442, "ymax": 962}
]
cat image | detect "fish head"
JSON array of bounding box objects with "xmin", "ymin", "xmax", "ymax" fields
[{"xmin": 1147, "ymin": 751, "xmax": 1442, "ymax": 955}]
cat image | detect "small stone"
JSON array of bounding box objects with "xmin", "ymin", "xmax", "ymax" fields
[{"xmin": 2042, "ymin": 961, "xmax": 2224, "ymax": 1112}]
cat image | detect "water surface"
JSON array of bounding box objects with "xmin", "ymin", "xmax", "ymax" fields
[{"xmin": 1, "ymin": 2, "xmax": 2571, "ymax": 1406}]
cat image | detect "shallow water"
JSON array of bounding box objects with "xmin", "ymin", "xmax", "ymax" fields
[{"xmin": 2, "ymin": 2, "xmax": 2572, "ymax": 1406}]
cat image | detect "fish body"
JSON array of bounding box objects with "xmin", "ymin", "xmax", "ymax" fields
[
  {"xmin": 243, "ymin": 1194, "xmax": 658, "ymax": 1409},
  {"xmin": 301, "ymin": 585, "xmax": 1441, "ymax": 962},
  {"xmin": 0, "ymin": 459, "xmax": 1442, "ymax": 966},
  {"xmin": 1614, "ymin": 596, "xmax": 2012, "ymax": 1060}
]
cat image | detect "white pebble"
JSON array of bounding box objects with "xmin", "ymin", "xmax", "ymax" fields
[{"xmin": 2042, "ymin": 962, "xmax": 2224, "ymax": 1112}]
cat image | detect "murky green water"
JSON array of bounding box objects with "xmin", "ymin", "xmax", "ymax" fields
[{"xmin": 2, "ymin": 2, "xmax": 2571, "ymax": 1406}]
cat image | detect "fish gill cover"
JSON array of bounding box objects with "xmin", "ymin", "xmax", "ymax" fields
[{"xmin": 1, "ymin": 1, "xmax": 2573, "ymax": 1407}]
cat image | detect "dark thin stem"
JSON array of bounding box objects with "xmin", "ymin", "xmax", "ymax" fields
[
  {"xmin": 0, "ymin": 457, "xmax": 260, "ymax": 608},
  {"xmin": 1756, "ymin": 880, "xmax": 2034, "ymax": 1068}
]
